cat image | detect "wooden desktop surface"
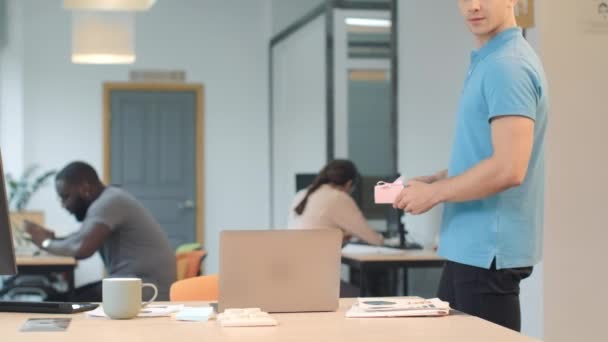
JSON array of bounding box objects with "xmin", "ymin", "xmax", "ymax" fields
[
  {"xmin": 342, "ymin": 248, "xmax": 444, "ymax": 263},
  {"xmin": 0, "ymin": 299, "xmax": 538, "ymax": 342},
  {"xmin": 16, "ymin": 255, "xmax": 77, "ymax": 266}
]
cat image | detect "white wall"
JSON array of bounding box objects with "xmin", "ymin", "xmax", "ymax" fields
[
  {"xmin": 1, "ymin": 0, "xmax": 271, "ymax": 283},
  {"xmin": 271, "ymin": 0, "xmax": 325, "ymax": 35},
  {"xmin": 398, "ymin": 1, "xmax": 542, "ymax": 339},
  {"xmin": 540, "ymin": 1, "xmax": 608, "ymax": 341}
]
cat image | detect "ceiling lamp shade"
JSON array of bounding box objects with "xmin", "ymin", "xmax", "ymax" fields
[
  {"xmin": 71, "ymin": 11, "xmax": 136, "ymax": 64},
  {"xmin": 64, "ymin": 0, "xmax": 156, "ymax": 11}
]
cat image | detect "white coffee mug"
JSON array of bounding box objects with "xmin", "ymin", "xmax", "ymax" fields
[{"xmin": 102, "ymin": 278, "xmax": 158, "ymax": 319}]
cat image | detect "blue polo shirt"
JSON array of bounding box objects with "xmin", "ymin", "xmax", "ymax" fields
[{"xmin": 438, "ymin": 27, "xmax": 548, "ymax": 270}]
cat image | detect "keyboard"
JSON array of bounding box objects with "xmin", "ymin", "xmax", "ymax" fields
[
  {"xmin": 382, "ymin": 237, "xmax": 423, "ymax": 250},
  {"xmin": 217, "ymin": 308, "xmax": 277, "ymax": 327},
  {"xmin": 344, "ymin": 245, "xmax": 403, "ymax": 255},
  {"xmin": 349, "ymin": 238, "xmax": 423, "ymax": 250},
  {"xmin": 0, "ymin": 301, "xmax": 99, "ymax": 314}
]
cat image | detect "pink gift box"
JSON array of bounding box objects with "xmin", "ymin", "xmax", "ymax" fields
[{"xmin": 374, "ymin": 177, "xmax": 404, "ymax": 204}]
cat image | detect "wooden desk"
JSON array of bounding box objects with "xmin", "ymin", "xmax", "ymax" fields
[
  {"xmin": 341, "ymin": 246, "xmax": 445, "ymax": 296},
  {"xmin": 0, "ymin": 299, "xmax": 538, "ymax": 342},
  {"xmin": 16, "ymin": 255, "xmax": 76, "ymax": 267},
  {"xmin": 15, "ymin": 255, "xmax": 77, "ymax": 295}
]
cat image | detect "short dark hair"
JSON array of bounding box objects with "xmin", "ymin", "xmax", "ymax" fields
[{"xmin": 55, "ymin": 161, "xmax": 101, "ymax": 186}]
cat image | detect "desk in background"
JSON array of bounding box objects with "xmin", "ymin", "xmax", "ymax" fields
[
  {"xmin": 14, "ymin": 255, "xmax": 77, "ymax": 297},
  {"xmin": 341, "ymin": 245, "xmax": 445, "ymax": 296},
  {"xmin": 0, "ymin": 299, "xmax": 538, "ymax": 342}
]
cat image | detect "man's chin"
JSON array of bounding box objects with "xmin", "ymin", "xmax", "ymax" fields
[
  {"xmin": 471, "ymin": 27, "xmax": 488, "ymax": 36},
  {"xmin": 467, "ymin": 24, "xmax": 488, "ymax": 34}
]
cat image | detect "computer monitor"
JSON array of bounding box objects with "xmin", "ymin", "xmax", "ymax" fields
[
  {"xmin": 0, "ymin": 148, "xmax": 17, "ymax": 275},
  {"xmin": 295, "ymin": 173, "xmax": 316, "ymax": 193},
  {"xmin": 353, "ymin": 175, "xmax": 400, "ymax": 220}
]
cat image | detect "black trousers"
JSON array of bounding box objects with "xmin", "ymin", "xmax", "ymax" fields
[{"xmin": 437, "ymin": 259, "xmax": 533, "ymax": 332}]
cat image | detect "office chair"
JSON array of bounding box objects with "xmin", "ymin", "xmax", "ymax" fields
[
  {"xmin": 175, "ymin": 250, "xmax": 206, "ymax": 281},
  {"xmin": 169, "ymin": 274, "xmax": 218, "ymax": 301},
  {"xmin": 175, "ymin": 242, "xmax": 202, "ymax": 254}
]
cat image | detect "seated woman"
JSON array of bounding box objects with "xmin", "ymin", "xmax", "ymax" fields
[{"xmin": 288, "ymin": 159, "xmax": 383, "ymax": 246}]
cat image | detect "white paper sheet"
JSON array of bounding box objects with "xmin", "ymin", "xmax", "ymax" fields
[{"xmin": 87, "ymin": 304, "xmax": 184, "ymax": 318}]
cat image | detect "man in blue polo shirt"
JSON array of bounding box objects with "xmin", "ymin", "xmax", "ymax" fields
[{"xmin": 393, "ymin": 0, "xmax": 548, "ymax": 331}]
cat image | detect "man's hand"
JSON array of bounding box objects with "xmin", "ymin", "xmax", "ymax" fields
[
  {"xmin": 393, "ymin": 180, "xmax": 443, "ymax": 215},
  {"xmin": 23, "ymin": 220, "xmax": 55, "ymax": 247}
]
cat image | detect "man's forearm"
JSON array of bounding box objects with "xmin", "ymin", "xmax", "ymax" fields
[
  {"xmin": 432, "ymin": 170, "xmax": 448, "ymax": 182},
  {"xmin": 45, "ymin": 234, "xmax": 83, "ymax": 258},
  {"xmin": 434, "ymin": 157, "xmax": 522, "ymax": 203}
]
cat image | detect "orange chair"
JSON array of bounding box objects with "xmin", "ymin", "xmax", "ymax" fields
[
  {"xmin": 175, "ymin": 250, "xmax": 206, "ymax": 281},
  {"xmin": 170, "ymin": 274, "xmax": 219, "ymax": 301}
]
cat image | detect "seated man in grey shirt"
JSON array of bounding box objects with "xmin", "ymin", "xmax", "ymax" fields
[{"xmin": 25, "ymin": 161, "xmax": 176, "ymax": 301}]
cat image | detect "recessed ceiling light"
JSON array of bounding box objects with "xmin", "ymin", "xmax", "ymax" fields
[
  {"xmin": 345, "ymin": 18, "xmax": 391, "ymax": 28},
  {"xmin": 63, "ymin": 0, "xmax": 156, "ymax": 11}
]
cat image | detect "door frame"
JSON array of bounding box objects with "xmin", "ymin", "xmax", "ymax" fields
[{"xmin": 102, "ymin": 82, "xmax": 205, "ymax": 247}]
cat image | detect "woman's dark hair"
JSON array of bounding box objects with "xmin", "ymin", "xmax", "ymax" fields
[{"xmin": 294, "ymin": 159, "xmax": 359, "ymax": 215}]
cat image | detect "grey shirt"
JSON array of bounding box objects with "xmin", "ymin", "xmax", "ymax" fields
[{"xmin": 86, "ymin": 187, "xmax": 176, "ymax": 300}]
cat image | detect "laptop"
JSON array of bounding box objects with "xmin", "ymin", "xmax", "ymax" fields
[
  {"xmin": 219, "ymin": 229, "xmax": 342, "ymax": 313},
  {"xmin": 0, "ymin": 301, "xmax": 98, "ymax": 314}
]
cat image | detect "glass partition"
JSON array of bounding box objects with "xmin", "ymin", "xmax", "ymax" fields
[
  {"xmin": 270, "ymin": 16, "xmax": 327, "ymax": 227},
  {"xmin": 269, "ymin": 1, "xmax": 397, "ymax": 230}
]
